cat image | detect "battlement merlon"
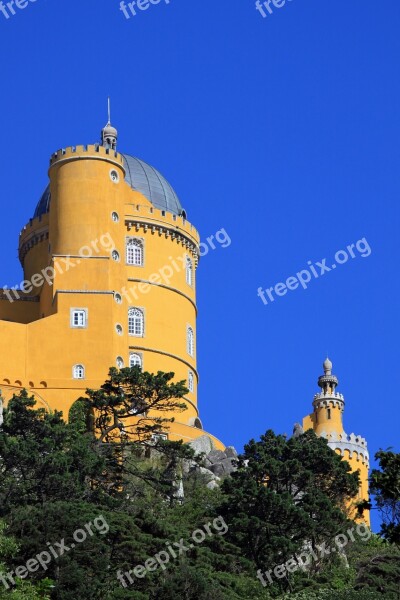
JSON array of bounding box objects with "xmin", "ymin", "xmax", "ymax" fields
[{"xmin": 48, "ymin": 144, "xmax": 125, "ymax": 173}]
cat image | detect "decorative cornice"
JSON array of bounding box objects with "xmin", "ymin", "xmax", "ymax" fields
[
  {"xmin": 19, "ymin": 230, "xmax": 49, "ymax": 265},
  {"xmin": 127, "ymin": 278, "xmax": 197, "ymax": 313},
  {"xmin": 129, "ymin": 344, "xmax": 198, "ymax": 381},
  {"xmin": 125, "ymin": 219, "xmax": 199, "ymax": 265},
  {"xmin": 0, "ymin": 293, "xmax": 39, "ymax": 303}
]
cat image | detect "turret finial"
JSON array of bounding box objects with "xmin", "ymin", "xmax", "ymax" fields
[
  {"xmin": 323, "ymin": 357, "xmax": 333, "ymax": 375},
  {"xmin": 101, "ymin": 98, "xmax": 118, "ymax": 150}
]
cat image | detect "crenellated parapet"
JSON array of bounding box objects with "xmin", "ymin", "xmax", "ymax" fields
[
  {"xmin": 125, "ymin": 203, "xmax": 200, "ymax": 264},
  {"xmin": 319, "ymin": 430, "xmax": 370, "ymax": 466},
  {"xmin": 313, "ymin": 391, "xmax": 345, "ymax": 410},
  {"xmin": 49, "ymin": 144, "xmax": 125, "ymax": 171}
]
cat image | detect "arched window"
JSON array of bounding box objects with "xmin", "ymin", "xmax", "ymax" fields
[
  {"xmin": 188, "ymin": 371, "xmax": 194, "ymax": 393},
  {"xmin": 186, "ymin": 256, "xmax": 193, "ymax": 286},
  {"xmin": 116, "ymin": 357, "xmax": 124, "ymax": 368},
  {"xmin": 128, "ymin": 308, "xmax": 144, "ymax": 336},
  {"xmin": 73, "ymin": 364, "xmax": 85, "ymax": 379},
  {"xmin": 187, "ymin": 326, "xmax": 194, "ymax": 356},
  {"xmin": 126, "ymin": 238, "xmax": 144, "ymax": 266},
  {"xmin": 129, "ymin": 353, "xmax": 142, "ymax": 368}
]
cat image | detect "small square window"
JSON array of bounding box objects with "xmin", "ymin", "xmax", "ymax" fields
[{"xmin": 71, "ymin": 309, "xmax": 87, "ymax": 328}]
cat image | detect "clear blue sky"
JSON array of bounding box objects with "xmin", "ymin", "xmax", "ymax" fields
[{"xmin": 1, "ymin": 0, "xmax": 399, "ymax": 530}]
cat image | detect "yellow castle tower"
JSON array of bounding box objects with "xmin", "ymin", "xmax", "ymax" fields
[
  {"xmin": 0, "ymin": 119, "xmax": 224, "ymax": 450},
  {"xmin": 302, "ymin": 358, "xmax": 370, "ymax": 525}
]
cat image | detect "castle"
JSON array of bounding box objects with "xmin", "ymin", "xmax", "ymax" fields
[{"xmin": 0, "ymin": 118, "xmax": 369, "ymax": 523}]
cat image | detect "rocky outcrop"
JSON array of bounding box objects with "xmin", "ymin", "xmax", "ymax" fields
[{"xmin": 186, "ymin": 436, "xmax": 238, "ymax": 489}]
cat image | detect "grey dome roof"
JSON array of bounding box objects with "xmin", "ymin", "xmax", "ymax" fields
[
  {"xmin": 34, "ymin": 185, "xmax": 51, "ymax": 219},
  {"xmin": 121, "ymin": 154, "xmax": 183, "ymax": 216},
  {"xmin": 33, "ymin": 154, "xmax": 184, "ymax": 219}
]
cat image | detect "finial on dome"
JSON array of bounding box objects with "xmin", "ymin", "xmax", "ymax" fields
[
  {"xmin": 101, "ymin": 97, "xmax": 118, "ymax": 150},
  {"xmin": 323, "ymin": 357, "xmax": 333, "ymax": 375}
]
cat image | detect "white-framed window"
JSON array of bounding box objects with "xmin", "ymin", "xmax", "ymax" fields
[
  {"xmin": 129, "ymin": 353, "xmax": 143, "ymax": 368},
  {"xmin": 126, "ymin": 238, "xmax": 144, "ymax": 266},
  {"xmin": 73, "ymin": 364, "xmax": 85, "ymax": 379},
  {"xmin": 151, "ymin": 433, "xmax": 168, "ymax": 443},
  {"xmin": 188, "ymin": 371, "xmax": 194, "ymax": 393},
  {"xmin": 70, "ymin": 309, "xmax": 87, "ymax": 328},
  {"xmin": 128, "ymin": 308, "xmax": 144, "ymax": 336},
  {"xmin": 187, "ymin": 326, "xmax": 194, "ymax": 356},
  {"xmin": 186, "ymin": 256, "xmax": 193, "ymax": 286},
  {"xmin": 116, "ymin": 356, "xmax": 124, "ymax": 368}
]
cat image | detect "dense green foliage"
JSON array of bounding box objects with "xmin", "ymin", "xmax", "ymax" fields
[
  {"xmin": 80, "ymin": 366, "xmax": 188, "ymax": 442},
  {"xmin": 0, "ymin": 369, "xmax": 397, "ymax": 599},
  {"xmin": 370, "ymin": 449, "xmax": 400, "ymax": 544}
]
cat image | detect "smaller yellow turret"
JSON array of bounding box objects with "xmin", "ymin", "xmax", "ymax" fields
[{"xmin": 302, "ymin": 359, "xmax": 370, "ymax": 526}]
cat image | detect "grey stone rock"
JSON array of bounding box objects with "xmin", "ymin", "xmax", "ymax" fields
[
  {"xmin": 199, "ymin": 466, "xmax": 214, "ymax": 478},
  {"xmin": 292, "ymin": 423, "xmax": 304, "ymax": 438},
  {"xmin": 209, "ymin": 463, "xmax": 226, "ymax": 477},
  {"xmin": 219, "ymin": 457, "xmax": 237, "ymax": 475},
  {"xmin": 206, "ymin": 480, "xmax": 220, "ymax": 490},
  {"xmin": 207, "ymin": 449, "xmax": 227, "ymax": 464},
  {"xmin": 182, "ymin": 459, "xmax": 198, "ymax": 474},
  {"xmin": 225, "ymin": 446, "xmax": 238, "ymax": 459},
  {"xmin": 188, "ymin": 435, "xmax": 215, "ymax": 456}
]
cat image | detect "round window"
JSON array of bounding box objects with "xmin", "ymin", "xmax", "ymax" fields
[
  {"xmin": 112, "ymin": 250, "xmax": 120, "ymax": 262},
  {"xmin": 111, "ymin": 211, "xmax": 119, "ymax": 222},
  {"xmin": 114, "ymin": 293, "xmax": 122, "ymax": 304},
  {"xmin": 110, "ymin": 170, "xmax": 119, "ymax": 183},
  {"xmin": 115, "ymin": 324, "xmax": 123, "ymax": 335}
]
